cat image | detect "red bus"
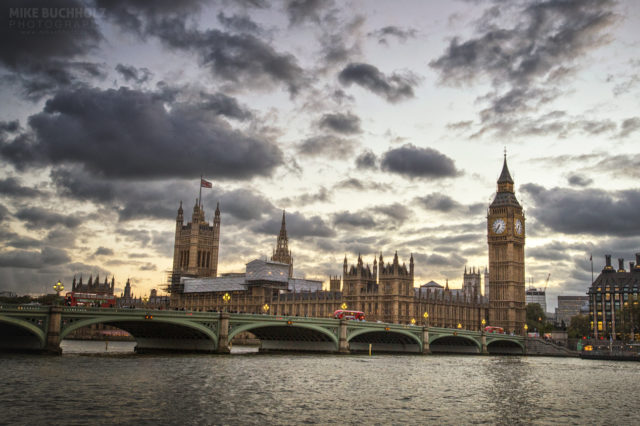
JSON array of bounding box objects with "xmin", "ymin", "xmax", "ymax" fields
[
  {"xmin": 333, "ymin": 310, "xmax": 365, "ymax": 321},
  {"xmin": 65, "ymin": 292, "xmax": 116, "ymax": 308},
  {"xmin": 484, "ymin": 326, "xmax": 504, "ymax": 334}
]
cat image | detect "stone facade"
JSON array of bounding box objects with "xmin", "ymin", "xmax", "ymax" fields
[
  {"xmin": 169, "ymin": 157, "xmax": 524, "ymax": 330},
  {"xmin": 71, "ymin": 275, "xmax": 114, "ymax": 295},
  {"xmin": 487, "ymin": 154, "xmax": 526, "ymax": 334},
  {"xmin": 169, "ymin": 199, "xmax": 220, "ymax": 292}
]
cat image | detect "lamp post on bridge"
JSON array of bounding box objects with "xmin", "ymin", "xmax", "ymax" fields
[
  {"xmin": 262, "ymin": 303, "xmax": 269, "ymax": 315},
  {"xmin": 423, "ymin": 311, "xmax": 429, "ymax": 328},
  {"xmin": 53, "ymin": 280, "xmax": 64, "ymax": 305},
  {"xmin": 524, "ymin": 324, "xmax": 529, "ymax": 354},
  {"xmin": 223, "ymin": 292, "xmax": 231, "ymax": 313}
]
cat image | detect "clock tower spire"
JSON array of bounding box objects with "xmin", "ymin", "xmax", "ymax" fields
[{"xmin": 487, "ymin": 153, "xmax": 525, "ymax": 335}]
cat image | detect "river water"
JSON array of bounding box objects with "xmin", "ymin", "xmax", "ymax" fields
[{"xmin": 1, "ymin": 340, "xmax": 638, "ymax": 425}]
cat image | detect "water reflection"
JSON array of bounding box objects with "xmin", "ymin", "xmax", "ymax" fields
[{"xmin": 1, "ymin": 345, "xmax": 639, "ymax": 425}]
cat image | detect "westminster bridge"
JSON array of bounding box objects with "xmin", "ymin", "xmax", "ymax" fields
[{"xmin": 0, "ymin": 305, "xmax": 527, "ymax": 355}]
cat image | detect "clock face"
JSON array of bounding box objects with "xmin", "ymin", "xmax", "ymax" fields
[
  {"xmin": 515, "ymin": 219, "xmax": 523, "ymax": 235},
  {"xmin": 492, "ymin": 218, "xmax": 506, "ymax": 234}
]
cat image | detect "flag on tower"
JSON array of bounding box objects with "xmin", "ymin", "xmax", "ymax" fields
[{"xmin": 201, "ymin": 178, "xmax": 212, "ymax": 188}]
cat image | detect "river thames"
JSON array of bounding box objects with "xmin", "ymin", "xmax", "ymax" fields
[{"xmin": 1, "ymin": 341, "xmax": 638, "ymax": 425}]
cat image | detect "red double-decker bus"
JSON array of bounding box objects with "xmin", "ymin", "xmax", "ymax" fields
[
  {"xmin": 484, "ymin": 326, "xmax": 504, "ymax": 334},
  {"xmin": 65, "ymin": 292, "xmax": 116, "ymax": 308},
  {"xmin": 333, "ymin": 310, "xmax": 365, "ymax": 321}
]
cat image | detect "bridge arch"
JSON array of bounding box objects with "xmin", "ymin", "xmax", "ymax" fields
[
  {"xmin": 60, "ymin": 316, "xmax": 218, "ymax": 352},
  {"xmin": 486, "ymin": 338, "xmax": 525, "ymax": 354},
  {"xmin": 347, "ymin": 328, "xmax": 422, "ymax": 353},
  {"xmin": 429, "ymin": 334, "xmax": 482, "ymax": 354},
  {"xmin": 229, "ymin": 321, "xmax": 339, "ymax": 352},
  {"xmin": 0, "ymin": 316, "xmax": 46, "ymax": 350}
]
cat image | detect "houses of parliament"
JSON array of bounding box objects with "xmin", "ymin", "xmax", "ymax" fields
[{"xmin": 169, "ymin": 156, "xmax": 526, "ymax": 334}]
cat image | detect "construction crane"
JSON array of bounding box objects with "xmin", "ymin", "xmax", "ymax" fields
[{"xmin": 543, "ymin": 273, "xmax": 550, "ymax": 291}]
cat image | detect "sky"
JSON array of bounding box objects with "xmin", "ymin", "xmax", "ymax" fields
[{"xmin": 0, "ymin": 0, "xmax": 639, "ymax": 311}]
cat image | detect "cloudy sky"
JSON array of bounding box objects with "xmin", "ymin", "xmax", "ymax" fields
[{"xmin": 0, "ymin": 0, "xmax": 639, "ymax": 310}]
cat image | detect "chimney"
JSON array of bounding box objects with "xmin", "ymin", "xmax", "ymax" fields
[
  {"xmin": 636, "ymin": 253, "xmax": 640, "ymax": 268},
  {"xmin": 605, "ymin": 254, "xmax": 612, "ymax": 269},
  {"xmin": 618, "ymin": 258, "xmax": 625, "ymax": 272},
  {"xmin": 630, "ymin": 262, "xmax": 635, "ymax": 271}
]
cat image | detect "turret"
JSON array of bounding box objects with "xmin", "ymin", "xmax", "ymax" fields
[
  {"xmin": 176, "ymin": 201, "xmax": 184, "ymax": 224},
  {"xmin": 410, "ymin": 253, "xmax": 414, "ymax": 276},
  {"xmin": 343, "ymin": 255, "xmax": 348, "ymax": 274}
]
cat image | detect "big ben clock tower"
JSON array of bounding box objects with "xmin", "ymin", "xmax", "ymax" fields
[{"xmin": 487, "ymin": 153, "xmax": 525, "ymax": 334}]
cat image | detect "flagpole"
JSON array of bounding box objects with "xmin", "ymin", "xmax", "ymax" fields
[
  {"xmin": 199, "ymin": 174, "xmax": 202, "ymax": 208},
  {"xmin": 590, "ymin": 253, "xmax": 594, "ymax": 284}
]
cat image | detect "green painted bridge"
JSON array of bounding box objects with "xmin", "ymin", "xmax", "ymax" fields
[{"xmin": 0, "ymin": 305, "xmax": 525, "ymax": 355}]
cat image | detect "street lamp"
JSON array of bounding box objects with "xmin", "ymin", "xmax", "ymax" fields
[
  {"xmin": 223, "ymin": 292, "xmax": 231, "ymax": 312},
  {"xmin": 457, "ymin": 323, "xmax": 462, "ymax": 329},
  {"xmin": 411, "ymin": 318, "xmax": 416, "ymax": 325},
  {"xmin": 262, "ymin": 303, "xmax": 270, "ymax": 315},
  {"xmin": 341, "ymin": 302, "xmax": 348, "ymax": 310},
  {"xmin": 481, "ymin": 318, "xmax": 486, "ymax": 332},
  {"xmin": 53, "ymin": 280, "xmax": 64, "ymax": 305},
  {"xmin": 423, "ymin": 311, "xmax": 429, "ymax": 327}
]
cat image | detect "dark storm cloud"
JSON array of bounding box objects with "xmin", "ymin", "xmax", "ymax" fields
[
  {"xmin": 332, "ymin": 211, "xmax": 376, "ymax": 229},
  {"xmin": 253, "ymin": 211, "xmax": 335, "ymax": 238},
  {"xmin": 416, "ymin": 193, "xmax": 483, "ymax": 215},
  {"xmin": 338, "ymin": 63, "xmax": 418, "ymax": 103},
  {"xmin": 430, "ymin": 0, "xmax": 617, "ymax": 138},
  {"xmin": 200, "ymin": 92, "xmax": 253, "ymax": 121},
  {"xmin": 431, "ymin": 1, "xmax": 615, "ymax": 87},
  {"xmin": 333, "ymin": 178, "xmax": 391, "ymax": 192},
  {"xmin": 618, "ymin": 117, "xmax": 640, "ymax": 138},
  {"xmin": 15, "ymin": 207, "xmax": 82, "ymax": 229},
  {"xmin": 115, "ymin": 63, "xmax": 152, "ymax": 84},
  {"xmin": 380, "ymin": 144, "xmax": 460, "ymax": 179},
  {"xmin": 527, "ymin": 241, "xmax": 593, "ymax": 262},
  {"xmin": 0, "ymin": 203, "xmax": 8, "ymax": 223},
  {"xmin": 1, "ymin": 86, "xmax": 283, "ymax": 179},
  {"xmin": 368, "ymin": 26, "xmax": 417, "ymax": 45},
  {"xmin": 0, "ymin": 177, "xmax": 43, "ymax": 198},
  {"xmin": 0, "ymin": 247, "xmax": 70, "ymax": 268},
  {"xmin": 0, "ymin": 120, "xmax": 20, "ymax": 133},
  {"xmin": 219, "ymin": 189, "xmax": 276, "ymax": 221},
  {"xmin": 94, "ymin": 247, "xmax": 114, "ymax": 256},
  {"xmin": 279, "ymin": 187, "xmax": 331, "ymax": 206},
  {"xmin": 0, "ymin": 229, "xmax": 40, "ymax": 249},
  {"xmin": 521, "ymin": 183, "xmax": 640, "ymax": 236},
  {"xmin": 296, "ymin": 135, "xmax": 357, "ymax": 159},
  {"xmin": 590, "ymin": 154, "xmax": 640, "ymax": 179},
  {"xmin": 318, "ymin": 112, "xmax": 361, "ymax": 134},
  {"xmin": 376, "ymin": 203, "xmax": 411, "ymax": 225},
  {"xmin": 99, "ymin": 0, "xmax": 306, "ymax": 95},
  {"xmin": 567, "ymin": 174, "xmax": 593, "ymax": 187},
  {"xmin": 217, "ymin": 12, "xmax": 263, "ymax": 34},
  {"xmin": 355, "ymin": 150, "xmax": 377, "ymax": 170},
  {"xmin": 285, "ymin": 0, "xmax": 332, "ymax": 26},
  {"xmin": 51, "ymin": 167, "xmax": 279, "ymax": 223},
  {"xmin": 0, "ymin": 0, "xmax": 104, "ymax": 99}
]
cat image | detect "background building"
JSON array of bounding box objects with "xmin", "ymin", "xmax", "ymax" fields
[
  {"xmin": 526, "ymin": 287, "xmax": 547, "ymax": 313},
  {"xmin": 555, "ymin": 295, "xmax": 589, "ymax": 326},
  {"xmin": 588, "ymin": 254, "xmax": 640, "ymax": 339}
]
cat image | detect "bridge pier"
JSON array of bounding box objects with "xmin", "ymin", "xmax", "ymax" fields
[
  {"xmin": 422, "ymin": 328, "xmax": 430, "ymax": 354},
  {"xmin": 338, "ymin": 320, "xmax": 350, "ymax": 354},
  {"xmin": 216, "ymin": 312, "xmax": 231, "ymax": 354},
  {"xmin": 481, "ymin": 333, "xmax": 488, "ymax": 355},
  {"xmin": 44, "ymin": 306, "xmax": 62, "ymax": 355}
]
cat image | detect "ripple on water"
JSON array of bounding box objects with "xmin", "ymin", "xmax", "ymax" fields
[{"xmin": 1, "ymin": 347, "xmax": 639, "ymax": 425}]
